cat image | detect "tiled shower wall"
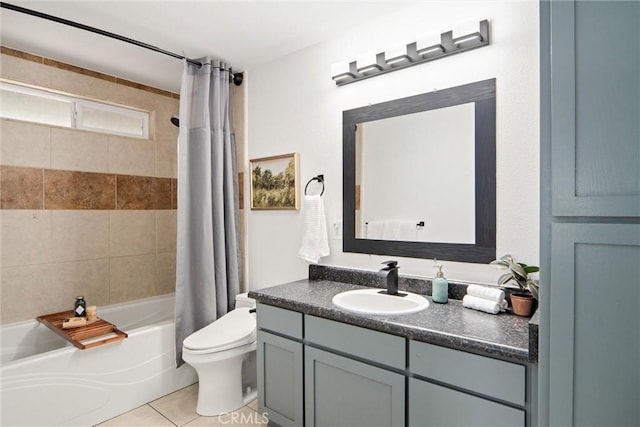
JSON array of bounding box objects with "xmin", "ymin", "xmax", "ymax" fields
[{"xmin": 0, "ymin": 48, "xmax": 185, "ymax": 324}]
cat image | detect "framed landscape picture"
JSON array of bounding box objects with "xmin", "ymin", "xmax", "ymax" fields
[{"xmin": 250, "ymin": 152, "xmax": 299, "ymax": 210}]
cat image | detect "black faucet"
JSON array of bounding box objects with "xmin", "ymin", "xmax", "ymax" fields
[{"xmin": 379, "ymin": 260, "xmax": 406, "ymax": 296}]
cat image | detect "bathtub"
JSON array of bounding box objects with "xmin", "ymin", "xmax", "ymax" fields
[{"xmin": 0, "ymin": 294, "xmax": 198, "ymax": 426}]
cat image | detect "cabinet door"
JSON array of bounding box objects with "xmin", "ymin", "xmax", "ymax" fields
[
  {"xmin": 550, "ymin": 0, "xmax": 640, "ymax": 217},
  {"xmin": 549, "ymin": 223, "xmax": 639, "ymax": 426},
  {"xmin": 305, "ymin": 346, "xmax": 404, "ymax": 427},
  {"xmin": 542, "ymin": 1, "xmax": 639, "ymax": 425},
  {"xmin": 257, "ymin": 330, "xmax": 303, "ymax": 427},
  {"xmin": 409, "ymin": 378, "xmax": 524, "ymax": 427}
]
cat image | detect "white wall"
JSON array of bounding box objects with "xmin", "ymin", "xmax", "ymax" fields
[{"xmin": 247, "ymin": 1, "xmax": 539, "ymax": 289}]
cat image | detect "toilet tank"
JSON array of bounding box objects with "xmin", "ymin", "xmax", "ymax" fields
[{"xmin": 235, "ymin": 292, "xmax": 256, "ymax": 309}]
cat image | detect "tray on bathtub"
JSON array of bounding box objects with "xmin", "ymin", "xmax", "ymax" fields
[{"xmin": 36, "ymin": 310, "xmax": 128, "ymax": 350}]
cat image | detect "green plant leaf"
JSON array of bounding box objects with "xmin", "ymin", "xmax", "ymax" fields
[
  {"xmin": 490, "ymin": 260, "xmax": 509, "ymax": 269},
  {"xmin": 491, "ymin": 254, "xmax": 541, "ymax": 293},
  {"xmin": 510, "ymin": 262, "xmax": 528, "ymax": 279},
  {"xmin": 497, "ymin": 273, "xmax": 513, "ymax": 285},
  {"xmin": 524, "ymin": 265, "xmax": 540, "ymax": 274},
  {"xmin": 500, "ymin": 254, "xmax": 514, "ymax": 263}
]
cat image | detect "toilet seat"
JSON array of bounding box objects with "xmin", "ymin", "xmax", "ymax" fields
[{"xmin": 183, "ymin": 307, "xmax": 256, "ymax": 354}]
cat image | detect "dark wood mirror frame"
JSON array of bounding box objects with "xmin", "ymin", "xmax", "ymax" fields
[{"xmin": 342, "ymin": 78, "xmax": 496, "ymax": 263}]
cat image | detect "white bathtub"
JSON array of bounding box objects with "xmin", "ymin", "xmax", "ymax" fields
[{"xmin": 0, "ymin": 294, "xmax": 197, "ymax": 426}]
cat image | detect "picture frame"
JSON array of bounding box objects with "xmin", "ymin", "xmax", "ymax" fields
[{"xmin": 250, "ymin": 152, "xmax": 299, "ymax": 210}]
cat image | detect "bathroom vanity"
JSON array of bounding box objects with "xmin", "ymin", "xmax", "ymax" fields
[{"xmin": 249, "ymin": 266, "xmax": 538, "ymax": 427}]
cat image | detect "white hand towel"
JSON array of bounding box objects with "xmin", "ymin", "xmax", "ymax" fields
[
  {"xmin": 382, "ymin": 220, "xmax": 401, "ymax": 240},
  {"xmin": 462, "ymin": 295, "xmax": 508, "ymax": 315},
  {"xmin": 466, "ymin": 285, "xmax": 506, "ymax": 302},
  {"xmin": 381, "ymin": 220, "xmax": 417, "ymax": 240},
  {"xmin": 397, "ymin": 221, "xmax": 417, "ymax": 241},
  {"xmin": 366, "ymin": 221, "xmax": 384, "ymax": 239},
  {"xmin": 298, "ymin": 195, "xmax": 330, "ymax": 263}
]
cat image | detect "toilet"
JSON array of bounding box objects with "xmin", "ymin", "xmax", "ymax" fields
[{"xmin": 182, "ymin": 292, "xmax": 257, "ymax": 416}]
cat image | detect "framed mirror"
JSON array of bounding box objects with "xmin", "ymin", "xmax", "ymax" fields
[{"xmin": 343, "ymin": 79, "xmax": 496, "ymax": 263}]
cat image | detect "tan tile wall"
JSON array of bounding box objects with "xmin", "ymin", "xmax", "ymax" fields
[{"xmin": 0, "ymin": 49, "xmax": 180, "ymax": 323}]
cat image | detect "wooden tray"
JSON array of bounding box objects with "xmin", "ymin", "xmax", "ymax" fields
[{"xmin": 37, "ymin": 310, "xmax": 128, "ymax": 350}]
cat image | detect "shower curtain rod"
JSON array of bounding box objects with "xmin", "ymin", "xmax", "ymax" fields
[{"xmin": 1, "ymin": 2, "xmax": 243, "ymax": 86}]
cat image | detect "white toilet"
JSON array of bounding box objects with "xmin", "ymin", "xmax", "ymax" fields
[{"xmin": 182, "ymin": 292, "xmax": 257, "ymax": 416}]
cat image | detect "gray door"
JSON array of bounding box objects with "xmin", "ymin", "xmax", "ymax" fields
[
  {"xmin": 305, "ymin": 346, "xmax": 405, "ymax": 427},
  {"xmin": 541, "ymin": 1, "xmax": 640, "ymax": 425},
  {"xmin": 257, "ymin": 330, "xmax": 303, "ymax": 427},
  {"xmin": 549, "ymin": 224, "xmax": 639, "ymax": 426},
  {"xmin": 409, "ymin": 378, "xmax": 524, "ymax": 427}
]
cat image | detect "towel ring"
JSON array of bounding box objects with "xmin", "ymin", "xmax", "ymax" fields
[{"xmin": 304, "ymin": 174, "xmax": 325, "ymax": 196}]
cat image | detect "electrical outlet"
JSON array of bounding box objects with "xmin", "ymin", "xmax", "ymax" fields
[{"xmin": 332, "ymin": 220, "xmax": 343, "ymax": 240}]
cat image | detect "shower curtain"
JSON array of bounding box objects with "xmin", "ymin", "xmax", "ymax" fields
[{"xmin": 175, "ymin": 58, "xmax": 241, "ymax": 366}]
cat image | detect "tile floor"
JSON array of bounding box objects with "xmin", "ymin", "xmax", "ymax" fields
[{"xmin": 96, "ymin": 384, "xmax": 267, "ymax": 427}]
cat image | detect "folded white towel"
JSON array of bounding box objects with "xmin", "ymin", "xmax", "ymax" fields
[
  {"xmin": 298, "ymin": 195, "xmax": 330, "ymax": 263},
  {"xmin": 382, "ymin": 220, "xmax": 416, "ymax": 240},
  {"xmin": 462, "ymin": 295, "xmax": 508, "ymax": 315},
  {"xmin": 366, "ymin": 221, "xmax": 384, "ymax": 239},
  {"xmin": 397, "ymin": 221, "xmax": 417, "ymax": 240},
  {"xmin": 466, "ymin": 285, "xmax": 506, "ymax": 302}
]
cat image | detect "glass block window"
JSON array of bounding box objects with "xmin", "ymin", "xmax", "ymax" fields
[{"xmin": 0, "ymin": 80, "xmax": 149, "ymax": 139}]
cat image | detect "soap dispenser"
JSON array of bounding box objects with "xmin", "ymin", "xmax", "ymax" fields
[{"xmin": 432, "ymin": 259, "xmax": 449, "ymax": 304}]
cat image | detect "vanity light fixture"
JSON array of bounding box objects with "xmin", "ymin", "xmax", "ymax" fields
[
  {"xmin": 331, "ymin": 61, "xmax": 359, "ymax": 83},
  {"xmin": 416, "ymin": 31, "xmax": 444, "ymax": 58},
  {"xmin": 417, "ymin": 44, "xmax": 444, "ymax": 58},
  {"xmin": 385, "ymin": 44, "xmax": 413, "ymax": 67},
  {"xmin": 356, "ymin": 52, "xmax": 386, "ymax": 75},
  {"xmin": 455, "ymin": 33, "xmax": 483, "ymax": 45},
  {"xmin": 331, "ymin": 19, "xmax": 490, "ymax": 86}
]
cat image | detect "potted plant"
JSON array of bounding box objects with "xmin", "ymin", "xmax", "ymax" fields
[{"xmin": 490, "ymin": 254, "xmax": 539, "ymax": 316}]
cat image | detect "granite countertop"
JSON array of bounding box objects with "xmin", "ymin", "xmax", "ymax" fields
[{"xmin": 249, "ymin": 276, "xmax": 538, "ymax": 364}]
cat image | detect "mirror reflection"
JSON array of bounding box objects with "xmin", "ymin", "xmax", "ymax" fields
[
  {"xmin": 343, "ymin": 78, "xmax": 496, "ymax": 263},
  {"xmin": 355, "ymin": 103, "xmax": 476, "ymax": 243}
]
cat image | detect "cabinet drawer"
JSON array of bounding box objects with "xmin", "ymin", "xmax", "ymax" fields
[
  {"xmin": 409, "ymin": 378, "xmax": 524, "ymax": 427},
  {"xmin": 305, "ymin": 315, "xmax": 405, "ymax": 370},
  {"xmin": 410, "ymin": 340, "xmax": 525, "ymax": 406},
  {"xmin": 256, "ymin": 303, "xmax": 303, "ymax": 339}
]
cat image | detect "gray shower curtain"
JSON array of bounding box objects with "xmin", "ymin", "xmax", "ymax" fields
[{"xmin": 175, "ymin": 58, "xmax": 241, "ymax": 366}]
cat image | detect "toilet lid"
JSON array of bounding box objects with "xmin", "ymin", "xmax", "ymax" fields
[{"xmin": 183, "ymin": 307, "xmax": 256, "ymax": 352}]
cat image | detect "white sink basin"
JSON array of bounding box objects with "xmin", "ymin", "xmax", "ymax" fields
[{"xmin": 332, "ymin": 288, "xmax": 429, "ymax": 315}]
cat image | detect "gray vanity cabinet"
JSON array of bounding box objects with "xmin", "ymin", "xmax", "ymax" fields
[
  {"xmin": 305, "ymin": 347, "xmax": 405, "ymax": 427},
  {"xmin": 256, "ymin": 303, "xmax": 304, "ymax": 427},
  {"xmin": 304, "ymin": 315, "xmax": 406, "ymax": 427},
  {"xmin": 409, "ymin": 340, "xmax": 526, "ymax": 427},
  {"xmin": 256, "ymin": 303, "xmax": 533, "ymax": 427}
]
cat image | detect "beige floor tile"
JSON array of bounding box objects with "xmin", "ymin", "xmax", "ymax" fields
[
  {"xmin": 96, "ymin": 404, "xmax": 174, "ymax": 426},
  {"xmin": 183, "ymin": 406, "xmax": 268, "ymax": 427},
  {"xmin": 247, "ymin": 400, "xmax": 258, "ymax": 412},
  {"xmin": 149, "ymin": 384, "xmax": 200, "ymax": 426}
]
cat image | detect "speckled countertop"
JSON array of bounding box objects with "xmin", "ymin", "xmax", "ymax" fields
[{"xmin": 249, "ymin": 266, "xmax": 538, "ymax": 364}]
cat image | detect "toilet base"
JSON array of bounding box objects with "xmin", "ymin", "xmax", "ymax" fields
[
  {"xmin": 196, "ymin": 381, "xmax": 257, "ymax": 416},
  {"xmin": 183, "ymin": 343, "xmax": 257, "ymax": 417}
]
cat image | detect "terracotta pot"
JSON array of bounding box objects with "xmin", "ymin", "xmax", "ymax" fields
[{"xmin": 510, "ymin": 293, "xmax": 535, "ymax": 317}]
